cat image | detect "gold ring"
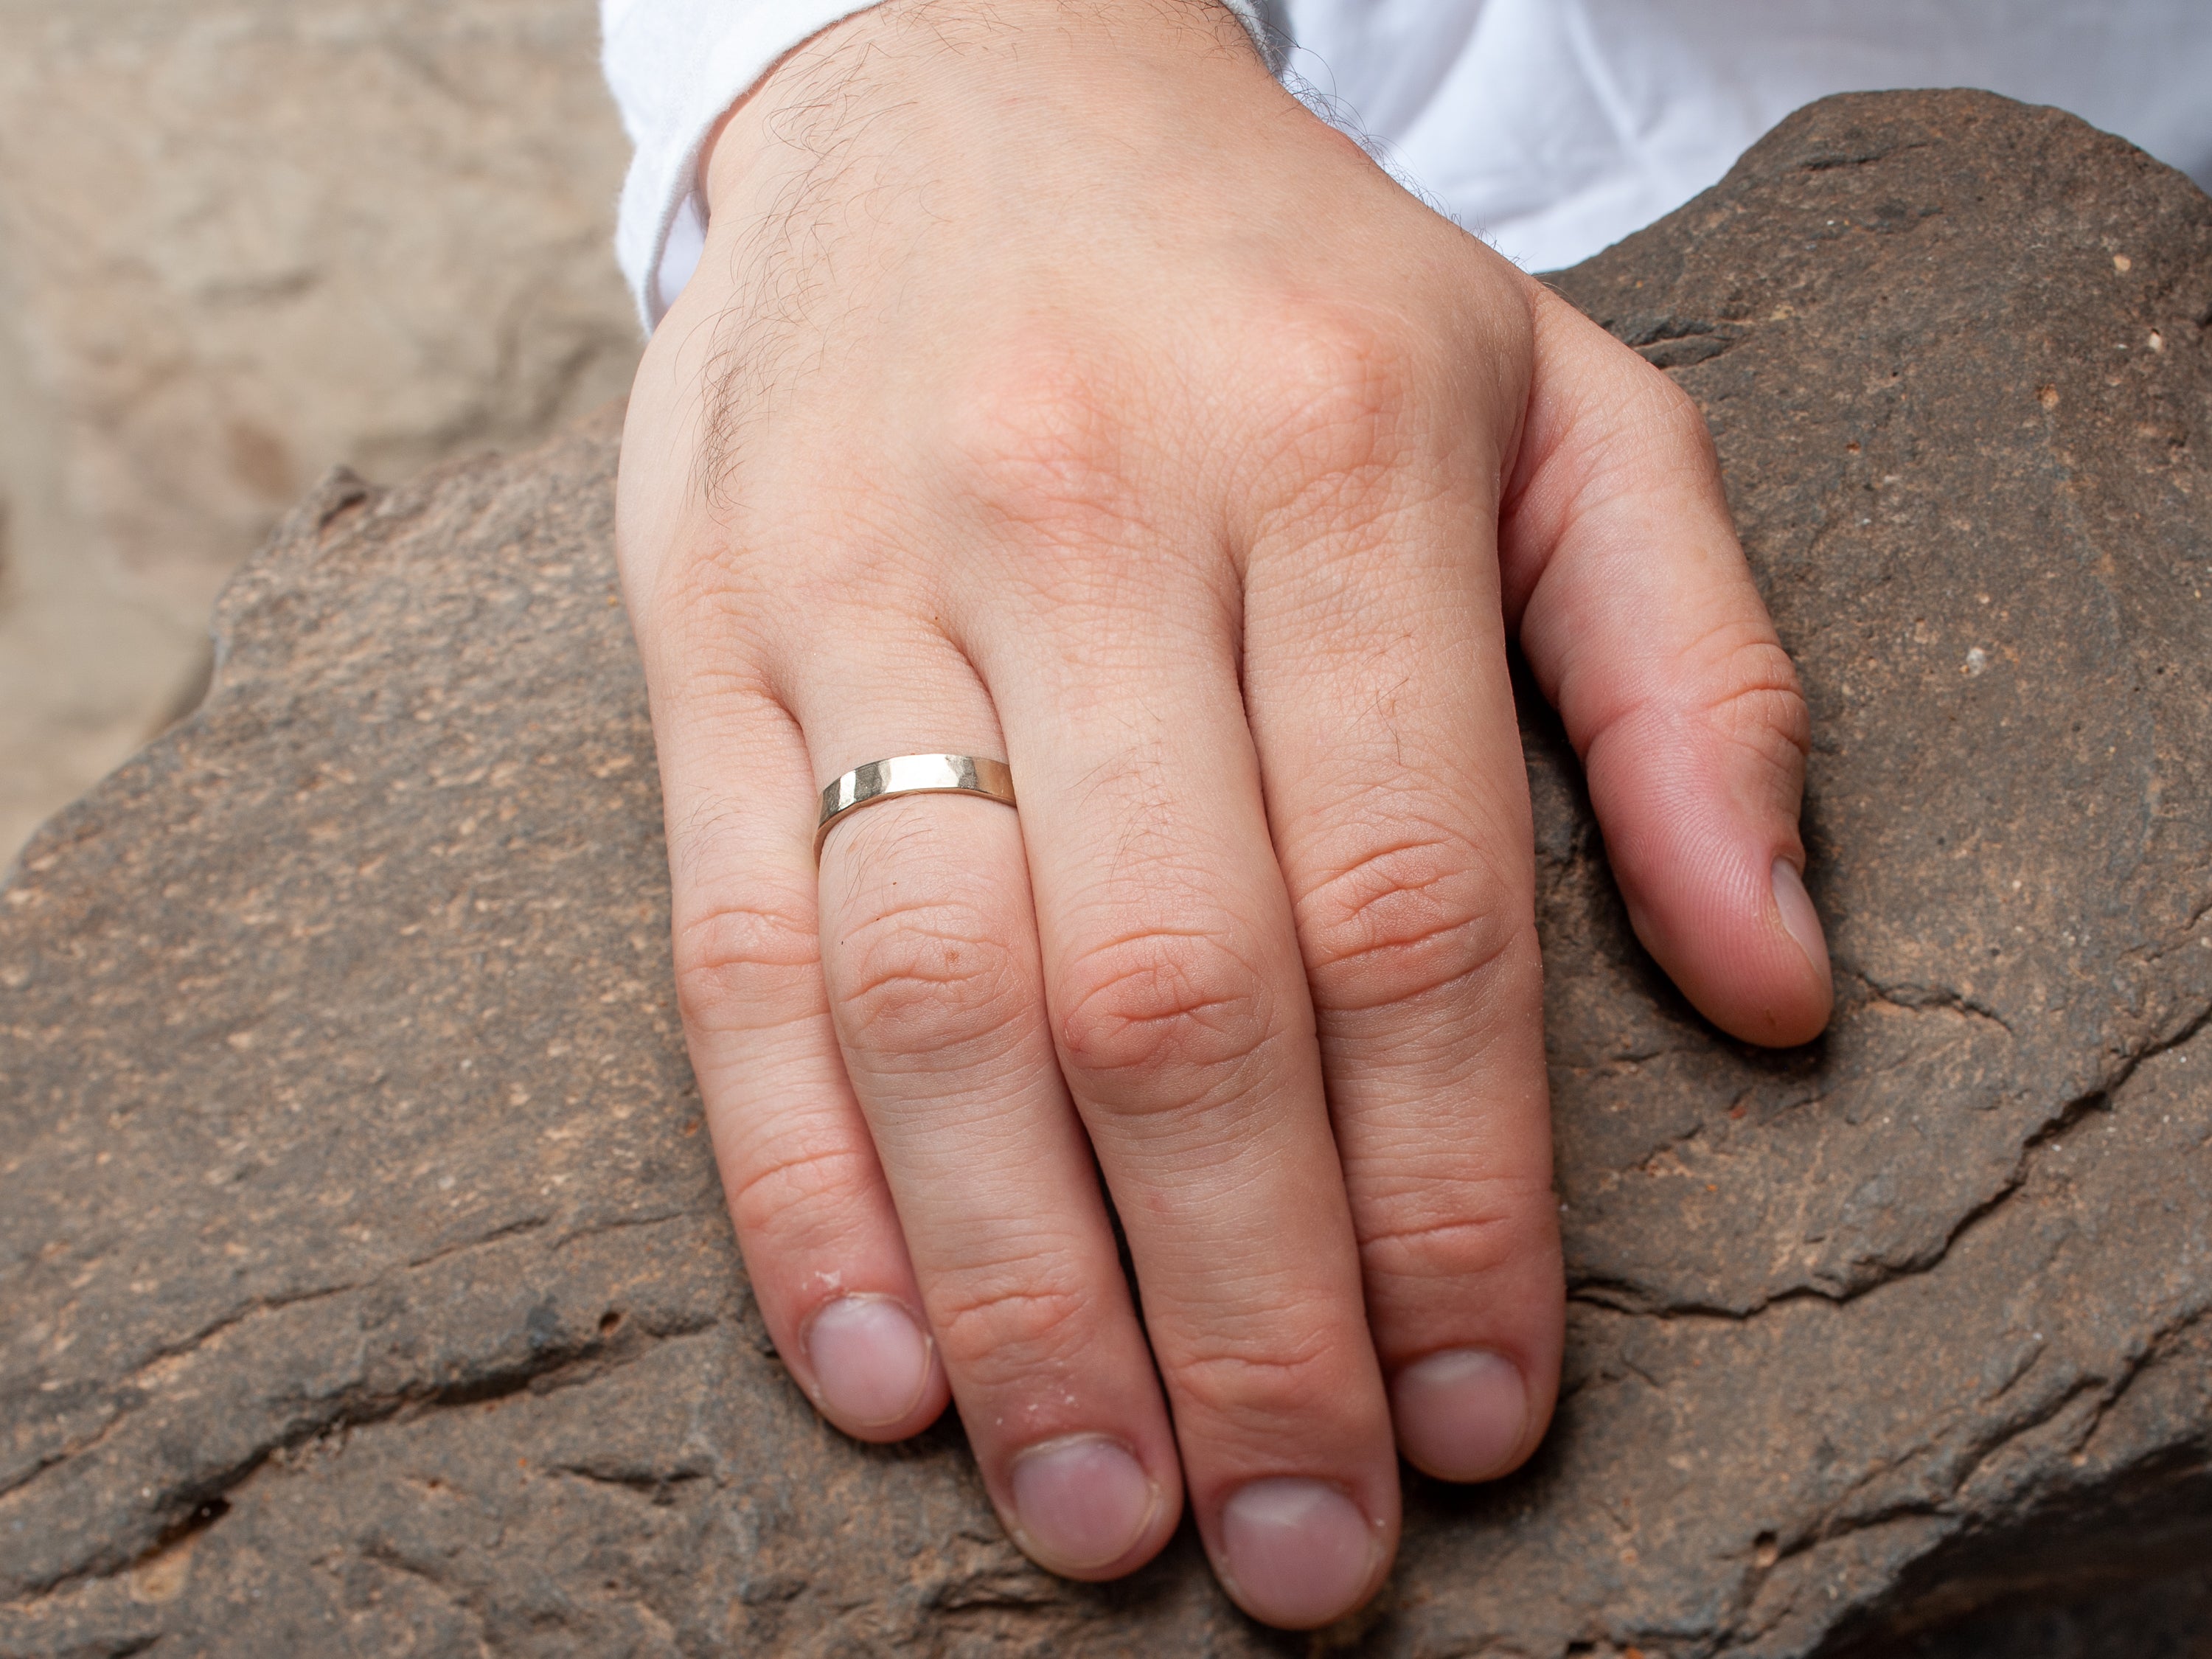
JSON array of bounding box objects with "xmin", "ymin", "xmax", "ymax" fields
[{"xmin": 815, "ymin": 754, "xmax": 1017, "ymax": 858}]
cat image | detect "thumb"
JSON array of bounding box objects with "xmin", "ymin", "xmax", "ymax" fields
[{"xmin": 1499, "ymin": 282, "xmax": 1831, "ymax": 1047}]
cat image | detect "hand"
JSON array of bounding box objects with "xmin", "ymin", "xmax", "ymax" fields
[{"xmin": 616, "ymin": 0, "xmax": 1831, "ymax": 1630}]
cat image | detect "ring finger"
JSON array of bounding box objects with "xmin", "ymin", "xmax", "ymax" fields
[{"xmin": 790, "ymin": 623, "xmax": 1184, "ymax": 1580}]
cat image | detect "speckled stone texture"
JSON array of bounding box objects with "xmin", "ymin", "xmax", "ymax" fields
[{"xmin": 3, "ymin": 91, "xmax": 2209, "ymax": 1658}]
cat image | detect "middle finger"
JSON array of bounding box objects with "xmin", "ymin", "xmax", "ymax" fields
[{"xmin": 973, "ymin": 553, "xmax": 1401, "ymax": 1632}]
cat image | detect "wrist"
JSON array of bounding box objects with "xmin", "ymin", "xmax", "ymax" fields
[{"xmin": 700, "ymin": 0, "xmax": 1271, "ymax": 220}]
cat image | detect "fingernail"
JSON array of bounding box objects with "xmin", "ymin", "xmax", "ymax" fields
[
  {"xmin": 1219, "ymin": 1478, "xmax": 1379, "ymax": 1630},
  {"xmin": 1390, "ymin": 1348, "xmax": 1528, "ymax": 1481},
  {"xmin": 803, "ymin": 1295, "xmax": 932, "ymax": 1429},
  {"xmin": 1009, "ymin": 1435, "xmax": 1158, "ymax": 1572},
  {"xmin": 1771, "ymin": 858, "xmax": 1832, "ymax": 987}
]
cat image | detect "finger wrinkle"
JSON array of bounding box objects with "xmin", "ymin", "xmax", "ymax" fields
[
  {"xmin": 1356, "ymin": 1212, "xmax": 1532, "ymax": 1284},
  {"xmin": 1054, "ymin": 928, "xmax": 1286, "ymax": 1089},
  {"xmin": 1295, "ymin": 837, "xmax": 1527, "ymax": 1006},
  {"xmin": 1158, "ymin": 1332, "xmax": 1366, "ymax": 1432},
  {"xmin": 1556, "ymin": 613, "xmax": 1804, "ymax": 760},
  {"xmin": 832, "ymin": 928, "xmax": 1029, "ymax": 1060},
  {"xmin": 726, "ymin": 1141, "xmax": 888, "ymax": 1239},
  {"xmin": 672, "ymin": 889, "xmax": 824, "ymax": 1015}
]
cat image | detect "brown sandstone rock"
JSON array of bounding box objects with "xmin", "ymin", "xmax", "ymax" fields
[{"xmin": 3, "ymin": 91, "xmax": 2209, "ymax": 1657}]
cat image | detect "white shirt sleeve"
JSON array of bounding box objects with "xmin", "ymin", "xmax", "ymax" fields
[
  {"xmin": 601, "ymin": 0, "xmax": 1279, "ymax": 331},
  {"xmin": 1279, "ymin": 0, "xmax": 2212, "ymax": 274}
]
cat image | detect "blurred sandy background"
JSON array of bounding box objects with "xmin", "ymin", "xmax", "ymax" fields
[{"xmin": 0, "ymin": 0, "xmax": 641, "ymax": 860}]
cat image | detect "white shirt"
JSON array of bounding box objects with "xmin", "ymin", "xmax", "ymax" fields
[{"xmin": 601, "ymin": 0, "xmax": 2212, "ymax": 330}]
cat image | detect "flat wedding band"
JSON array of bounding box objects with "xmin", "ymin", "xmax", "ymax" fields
[{"xmin": 815, "ymin": 754, "xmax": 1017, "ymax": 858}]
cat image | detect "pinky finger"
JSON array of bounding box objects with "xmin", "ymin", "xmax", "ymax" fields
[{"xmin": 655, "ymin": 682, "xmax": 949, "ymax": 1441}]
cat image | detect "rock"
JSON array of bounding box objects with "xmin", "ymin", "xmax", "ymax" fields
[
  {"xmin": 2, "ymin": 89, "xmax": 2209, "ymax": 1657},
  {"xmin": 1896, "ymin": 1564, "xmax": 2212, "ymax": 1659},
  {"xmin": 0, "ymin": 0, "xmax": 640, "ymax": 858}
]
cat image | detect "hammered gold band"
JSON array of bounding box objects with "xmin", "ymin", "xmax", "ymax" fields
[{"xmin": 815, "ymin": 754, "xmax": 1017, "ymax": 858}]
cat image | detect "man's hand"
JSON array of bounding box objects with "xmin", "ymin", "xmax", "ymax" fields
[{"xmin": 616, "ymin": 0, "xmax": 1830, "ymax": 1630}]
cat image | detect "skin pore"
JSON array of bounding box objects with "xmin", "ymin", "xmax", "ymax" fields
[{"xmin": 616, "ymin": 0, "xmax": 1829, "ymax": 1630}]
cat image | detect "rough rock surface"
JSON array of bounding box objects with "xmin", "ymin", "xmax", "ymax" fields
[{"xmin": 4, "ymin": 91, "xmax": 2210, "ymax": 1657}]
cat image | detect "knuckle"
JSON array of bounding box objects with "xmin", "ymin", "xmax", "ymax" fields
[
  {"xmin": 1584, "ymin": 624, "xmax": 1811, "ymax": 799},
  {"xmin": 1295, "ymin": 826, "xmax": 1531, "ymax": 1014},
  {"xmin": 1267, "ymin": 297, "xmax": 1418, "ymax": 396},
  {"xmin": 1055, "ymin": 927, "xmax": 1278, "ymax": 1102},
  {"xmin": 1697, "ymin": 635, "xmax": 1812, "ymax": 763},
  {"xmin": 1602, "ymin": 337, "xmax": 1708, "ymax": 431},
  {"xmin": 726, "ymin": 1140, "xmax": 883, "ymax": 1245},
  {"xmin": 936, "ymin": 336, "xmax": 1135, "ymax": 541},
  {"xmin": 672, "ymin": 883, "xmax": 821, "ymax": 1035},
  {"xmin": 1638, "ymin": 369, "xmax": 1728, "ymax": 475},
  {"xmin": 832, "ymin": 885, "xmax": 1029, "ymax": 1062},
  {"xmin": 1253, "ymin": 302, "xmax": 1423, "ymax": 487},
  {"xmin": 926, "ymin": 1272, "xmax": 1094, "ymax": 1387},
  {"xmin": 1169, "ymin": 1329, "xmax": 1343, "ymax": 1426},
  {"xmin": 1567, "ymin": 354, "xmax": 1720, "ymax": 505},
  {"xmin": 1649, "ymin": 366, "xmax": 1717, "ymax": 445},
  {"xmin": 1591, "ymin": 621, "xmax": 1811, "ymax": 787}
]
